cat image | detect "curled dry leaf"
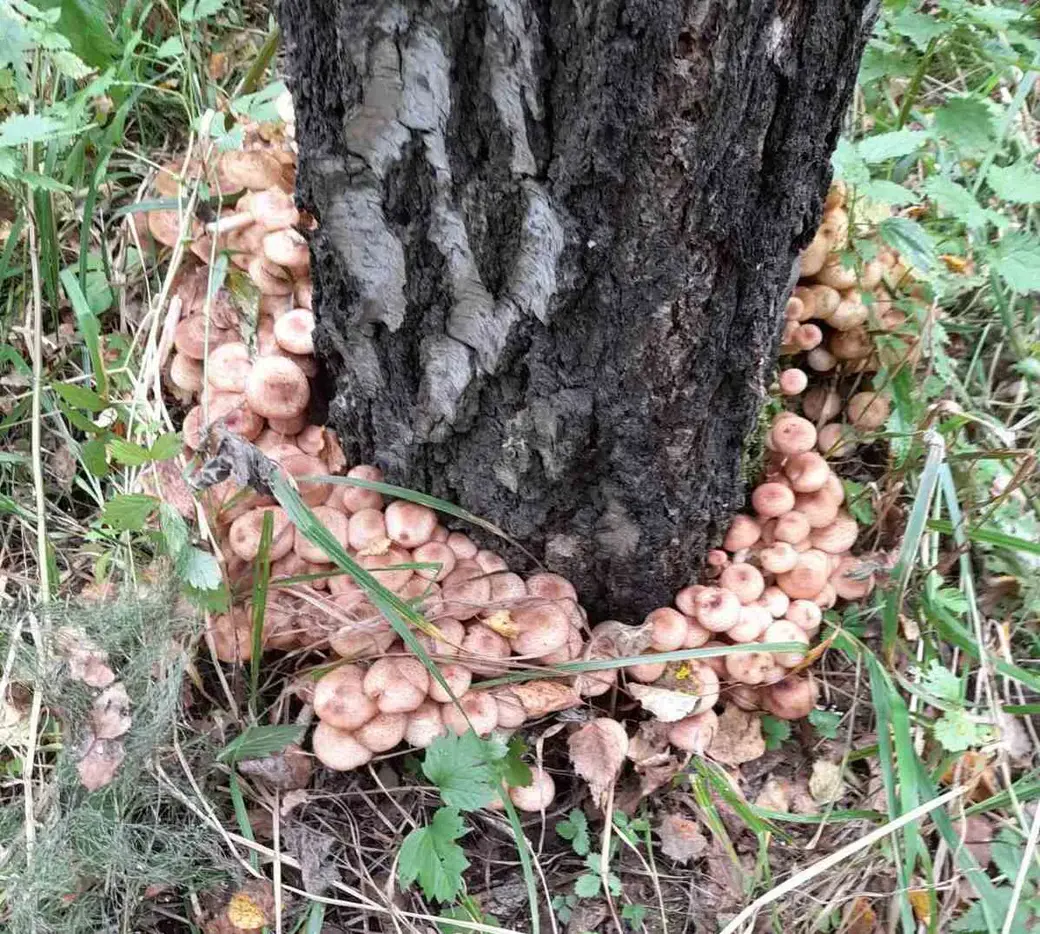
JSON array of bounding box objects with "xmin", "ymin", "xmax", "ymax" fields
[
  {"xmin": 808, "ymin": 759, "xmax": 846, "ymax": 804},
  {"xmin": 223, "ymin": 880, "xmax": 275, "ymax": 932},
  {"xmin": 57, "ymin": 627, "xmax": 115, "ymax": 687},
  {"xmin": 508, "ymin": 679, "xmax": 581, "ymax": 718},
  {"xmin": 139, "ymin": 458, "xmax": 197, "ymax": 518},
  {"xmin": 629, "ymin": 683, "xmax": 703, "ymax": 723},
  {"xmin": 753, "ymin": 776, "xmax": 793, "ymax": 813},
  {"xmin": 842, "ymin": 896, "xmax": 878, "ymax": 934},
  {"xmin": 658, "ymin": 813, "xmax": 709, "ymax": 863},
  {"xmin": 568, "ymin": 717, "xmax": 628, "ymax": 809},
  {"xmin": 627, "ymin": 719, "xmax": 672, "ymax": 765},
  {"xmin": 280, "ymin": 788, "xmax": 310, "ymax": 816},
  {"xmin": 91, "ymin": 682, "xmax": 132, "ymax": 739},
  {"xmin": 77, "ymin": 737, "xmax": 126, "ymax": 790},
  {"xmin": 591, "ymin": 619, "xmax": 654, "ymax": 657},
  {"xmin": 706, "ymin": 705, "xmax": 765, "ymax": 767},
  {"xmin": 237, "ymin": 743, "xmax": 313, "ymax": 791}
]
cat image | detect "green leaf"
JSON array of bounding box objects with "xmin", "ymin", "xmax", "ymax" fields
[
  {"xmin": 159, "ymin": 502, "xmax": 190, "ymax": 558},
  {"xmin": 879, "ymin": 216, "xmax": 937, "ymax": 272},
  {"xmin": 150, "ymin": 433, "xmax": 183, "ymax": 461},
  {"xmin": 932, "ymin": 96, "xmax": 996, "ymax": 154},
  {"xmin": 621, "ymin": 904, "xmax": 648, "ymax": 927},
  {"xmin": 856, "ymin": 129, "xmax": 929, "ymax": 163},
  {"xmin": 101, "ymin": 493, "xmax": 157, "ymax": 531},
  {"xmin": 80, "ymin": 437, "xmax": 108, "ymax": 477},
  {"xmin": 51, "ymin": 381, "xmax": 105, "ymax": 412},
  {"xmin": 59, "ymin": 267, "xmax": 108, "ymax": 397},
  {"xmin": 422, "ymin": 732, "xmax": 499, "ymax": 811},
  {"xmin": 217, "ymin": 724, "xmax": 306, "ymax": 763},
  {"xmin": 888, "ymin": 11, "xmax": 952, "ymax": 51},
  {"xmin": 832, "ymin": 138, "xmax": 870, "ymax": 185},
  {"xmin": 176, "ymin": 546, "xmax": 222, "ymax": 591},
  {"xmin": 497, "ymin": 735, "xmax": 532, "ymax": 789},
  {"xmin": 952, "ymin": 885, "xmax": 1036, "ymax": 932},
  {"xmin": 398, "ymin": 807, "xmax": 469, "ymax": 903},
  {"xmin": 761, "ymin": 715, "xmax": 792, "ymax": 751},
  {"xmin": 52, "ymin": 0, "xmax": 120, "ymax": 69},
  {"xmin": 108, "ymin": 438, "xmax": 153, "ymax": 466},
  {"xmin": 916, "ymin": 660, "xmax": 962, "ymax": 702},
  {"xmin": 0, "ymin": 113, "xmax": 70, "ymax": 147},
  {"xmin": 179, "ymin": 0, "xmax": 227, "ymax": 22},
  {"xmin": 843, "ymin": 479, "xmax": 875, "ymax": 525},
  {"xmin": 986, "ymin": 162, "xmax": 1040, "ymax": 205},
  {"xmin": 922, "ymin": 176, "xmax": 997, "ymax": 230},
  {"xmin": 988, "ymin": 232, "xmax": 1040, "ymax": 293},
  {"xmin": 808, "ymin": 709, "xmax": 842, "ymax": 740},
  {"xmin": 573, "ymin": 873, "xmax": 601, "ymax": 899},
  {"xmin": 155, "ymin": 36, "xmax": 184, "ymax": 58},
  {"xmin": 934, "ymin": 709, "xmax": 993, "ymax": 753},
  {"xmin": 860, "ymin": 179, "xmax": 920, "ymax": 206},
  {"xmin": 556, "ymin": 809, "xmax": 591, "ymax": 857}
]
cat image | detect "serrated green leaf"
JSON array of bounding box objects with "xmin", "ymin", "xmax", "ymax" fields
[
  {"xmin": 179, "ymin": 0, "xmax": 226, "ymax": 22},
  {"xmin": 101, "ymin": 493, "xmax": 158, "ymax": 531},
  {"xmin": 922, "ymin": 176, "xmax": 997, "ymax": 230},
  {"xmin": 182, "ymin": 580, "xmax": 230, "ymax": 612},
  {"xmin": 986, "ymin": 162, "xmax": 1040, "ymax": 205},
  {"xmin": 857, "ymin": 129, "xmax": 929, "ymax": 163},
  {"xmin": 398, "ymin": 807, "xmax": 469, "ymax": 903},
  {"xmin": 832, "ymin": 137, "xmax": 870, "ymax": 185},
  {"xmin": 808, "ymin": 708, "xmax": 842, "ymax": 739},
  {"xmin": 218, "ymin": 724, "xmax": 306, "ymax": 763},
  {"xmin": 155, "ymin": 36, "xmax": 184, "ymax": 58},
  {"xmin": 916, "ymin": 660, "xmax": 962, "ymax": 702},
  {"xmin": 860, "ymin": 179, "xmax": 920, "ymax": 206},
  {"xmin": 150, "ymin": 432, "xmax": 183, "ymax": 461},
  {"xmin": 879, "ymin": 216, "xmax": 938, "ymax": 272},
  {"xmin": 556, "ymin": 809, "xmax": 591, "ymax": 856},
  {"xmin": 159, "ymin": 502, "xmax": 190, "ymax": 558},
  {"xmin": 988, "ymin": 232, "xmax": 1040, "ymax": 293},
  {"xmin": 176, "ymin": 546, "xmax": 222, "ymax": 591},
  {"xmin": 932, "ymin": 96, "xmax": 996, "ymax": 153},
  {"xmin": 934, "ymin": 709, "xmax": 993, "ymax": 752},
  {"xmin": 761, "ymin": 715, "xmax": 792, "ymax": 751},
  {"xmin": 52, "ymin": 0, "xmax": 120, "ymax": 69},
  {"xmin": 858, "ymin": 47, "xmax": 920, "ymax": 85},
  {"xmin": 952, "ymin": 885, "xmax": 1036, "ymax": 932},
  {"xmin": 422, "ymin": 732, "xmax": 498, "ymax": 811},
  {"xmin": 108, "ymin": 437, "xmax": 152, "ymax": 466},
  {"xmin": 573, "ymin": 873, "xmax": 601, "ymax": 899},
  {"xmin": 80, "ymin": 437, "xmax": 108, "ymax": 477},
  {"xmin": 51, "ymin": 380, "xmax": 105, "ymax": 412},
  {"xmin": 498, "ymin": 735, "xmax": 532, "ymax": 789},
  {"xmin": 0, "ymin": 112, "xmax": 70, "ymax": 147},
  {"xmin": 888, "ymin": 11, "xmax": 952, "ymax": 51}
]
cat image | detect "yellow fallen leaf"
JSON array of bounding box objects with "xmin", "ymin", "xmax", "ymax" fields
[
  {"xmin": 483, "ymin": 610, "xmax": 518, "ymax": 639},
  {"xmin": 226, "ymin": 893, "xmax": 266, "ymax": 930},
  {"xmin": 908, "ymin": 889, "xmax": 932, "ymax": 925},
  {"xmin": 940, "ymin": 254, "xmax": 969, "ymax": 273}
]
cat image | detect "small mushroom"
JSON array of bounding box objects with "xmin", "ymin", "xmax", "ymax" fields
[
  {"xmin": 668, "ymin": 709, "xmax": 718, "ymax": 753},
  {"xmin": 751, "ymin": 482, "xmax": 796, "ymax": 518},
  {"xmin": 228, "ymin": 506, "xmax": 294, "ymax": 561},
  {"xmin": 846, "ymin": 392, "xmax": 890, "ymax": 430},
  {"xmin": 355, "ymin": 712, "xmax": 408, "ymax": 752},
  {"xmin": 762, "ymin": 620, "xmax": 809, "ymax": 667},
  {"xmin": 760, "ymin": 674, "xmax": 818, "ymax": 720},
  {"xmin": 776, "ymin": 550, "xmax": 830, "ymax": 600},
  {"xmin": 363, "ymin": 656, "xmax": 430, "ymax": 713},
  {"xmin": 719, "ymin": 563, "xmax": 765, "ymax": 604},
  {"xmin": 784, "ymin": 452, "xmax": 830, "ymax": 493},
  {"xmin": 723, "ymin": 514, "xmax": 761, "ymax": 551},
  {"xmin": 294, "ymin": 505, "xmax": 348, "ymax": 562},
  {"xmin": 441, "ymin": 691, "xmax": 499, "ymax": 736},
  {"xmin": 337, "ymin": 464, "xmax": 384, "ymax": 513},
  {"xmin": 694, "ymin": 587, "xmax": 741, "ymax": 633},
  {"xmin": 509, "ymin": 768, "xmax": 556, "ymax": 812},
  {"xmin": 246, "ymin": 356, "xmax": 310, "ymax": 419},
  {"xmin": 404, "ymin": 700, "xmax": 448, "ymax": 748},
  {"xmin": 770, "ymin": 414, "xmax": 817, "ymax": 455},
  {"xmin": 428, "ymin": 663, "xmax": 473, "ymax": 703},
  {"xmin": 778, "ymin": 368, "xmax": 808, "ymax": 396},
  {"xmin": 311, "ymin": 721, "xmax": 373, "ymax": 770},
  {"xmin": 646, "ymin": 607, "xmax": 690, "ymax": 652},
  {"xmin": 314, "ymin": 664, "xmax": 378, "ymax": 731},
  {"xmin": 384, "ymin": 500, "xmax": 438, "ymax": 549},
  {"xmin": 207, "ymin": 342, "xmax": 254, "ymax": 394}
]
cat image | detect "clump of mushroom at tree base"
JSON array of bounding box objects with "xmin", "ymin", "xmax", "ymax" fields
[{"xmin": 160, "ymin": 104, "xmax": 879, "ymax": 792}]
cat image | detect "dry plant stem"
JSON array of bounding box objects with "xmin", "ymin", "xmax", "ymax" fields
[
  {"xmin": 1003, "ymin": 799, "xmax": 1040, "ymax": 934},
  {"xmin": 718, "ymin": 786, "xmax": 967, "ymax": 934},
  {"xmin": 24, "ymin": 191, "xmax": 49, "ymax": 859},
  {"xmin": 612, "ymin": 815, "xmax": 669, "ymax": 934},
  {"xmin": 272, "ymin": 791, "xmax": 283, "ymax": 934},
  {"xmin": 599, "ymin": 782, "xmax": 624, "ymax": 934}
]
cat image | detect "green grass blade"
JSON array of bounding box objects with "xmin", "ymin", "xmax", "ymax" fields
[
  {"xmin": 497, "ymin": 787, "xmax": 541, "ymax": 934},
  {"xmin": 58, "ymin": 267, "xmax": 108, "ymax": 398},
  {"xmin": 249, "ymin": 510, "xmax": 275, "ymax": 715},
  {"xmin": 267, "ymin": 470, "xmax": 461, "ymax": 708},
  {"xmin": 307, "ymin": 473, "xmax": 541, "ymax": 565},
  {"xmin": 474, "ymin": 641, "xmax": 809, "ymax": 688},
  {"xmin": 926, "ymin": 518, "xmax": 1040, "ymax": 558}
]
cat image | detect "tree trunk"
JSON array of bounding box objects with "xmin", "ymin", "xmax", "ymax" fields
[{"xmin": 279, "ymin": 0, "xmax": 876, "ymax": 618}]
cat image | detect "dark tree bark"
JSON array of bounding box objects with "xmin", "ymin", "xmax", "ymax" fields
[{"xmin": 279, "ymin": 0, "xmax": 876, "ymax": 618}]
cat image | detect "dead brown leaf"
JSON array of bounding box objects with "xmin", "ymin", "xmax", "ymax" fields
[
  {"xmin": 91, "ymin": 682, "xmax": 132, "ymax": 739},
  {"xmin": 808, "ymin": 759, "xmax": 846, "ymax": 804},
  {"xmin": 627, "ymin": 720, "xmax": 672, "ymax": 765},
  {"xmin": 657, "ymin": 813, "xmax": 708, "ymax": 863},
  {"xmin": 237, "ymin": 743, "xmax": 312, "ymax": 791},
  {"xmin": 57, "ymin": 627, "xmax": 115, "ymax": 687},
  {"xmin": 77, "ymin": 737, "xmax": 125, "ymax": 790},
  {"xmin": 628, "ymin": 683, "xmax": 703, "ymax": 722},
  {"xmin": 568, "ymin": 718, "xmax": 628, "ymax": 809},
  {"xmin": 843, "ymin": 896, "xmax": 878, "ymax": 934},
  {"xmin": 754, "ymin": 776, "xmax": 793, "ymax": 813},
  {"xmin": 49, "ymin": 442, "xmax": 77, "ymax": 491},
  {"xmin": 509, "ymin": 679, "xmax": 581, "ymax": 718},
  {"xmin": 707, "ymin": 705, "xmax": 765, "ymax": 767},
  {"xmin": 139, "ymin": 459, "xmax": 196, "ymax": 518},
  {"xmin": 588, "ymin": 619, "xmax": 653, "ymax": 657}
]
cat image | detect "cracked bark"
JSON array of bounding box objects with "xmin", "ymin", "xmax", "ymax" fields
[{"xmin": 279, "ymin": 0, "xmax": 877, "ymax": 619}]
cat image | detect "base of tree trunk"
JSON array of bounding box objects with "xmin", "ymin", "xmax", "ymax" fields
[{"xmin": 280, "ymin": 0, "xmax": 875, "ymax": 618}]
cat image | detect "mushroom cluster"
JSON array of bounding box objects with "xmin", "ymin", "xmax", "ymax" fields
[
  {"xmin": 777, "ymin": 182, "xmax": 916, "ymax": 452},
  {"xmin": 153, "ymin": 106, "xmax": 879, "ymax": 794}
]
